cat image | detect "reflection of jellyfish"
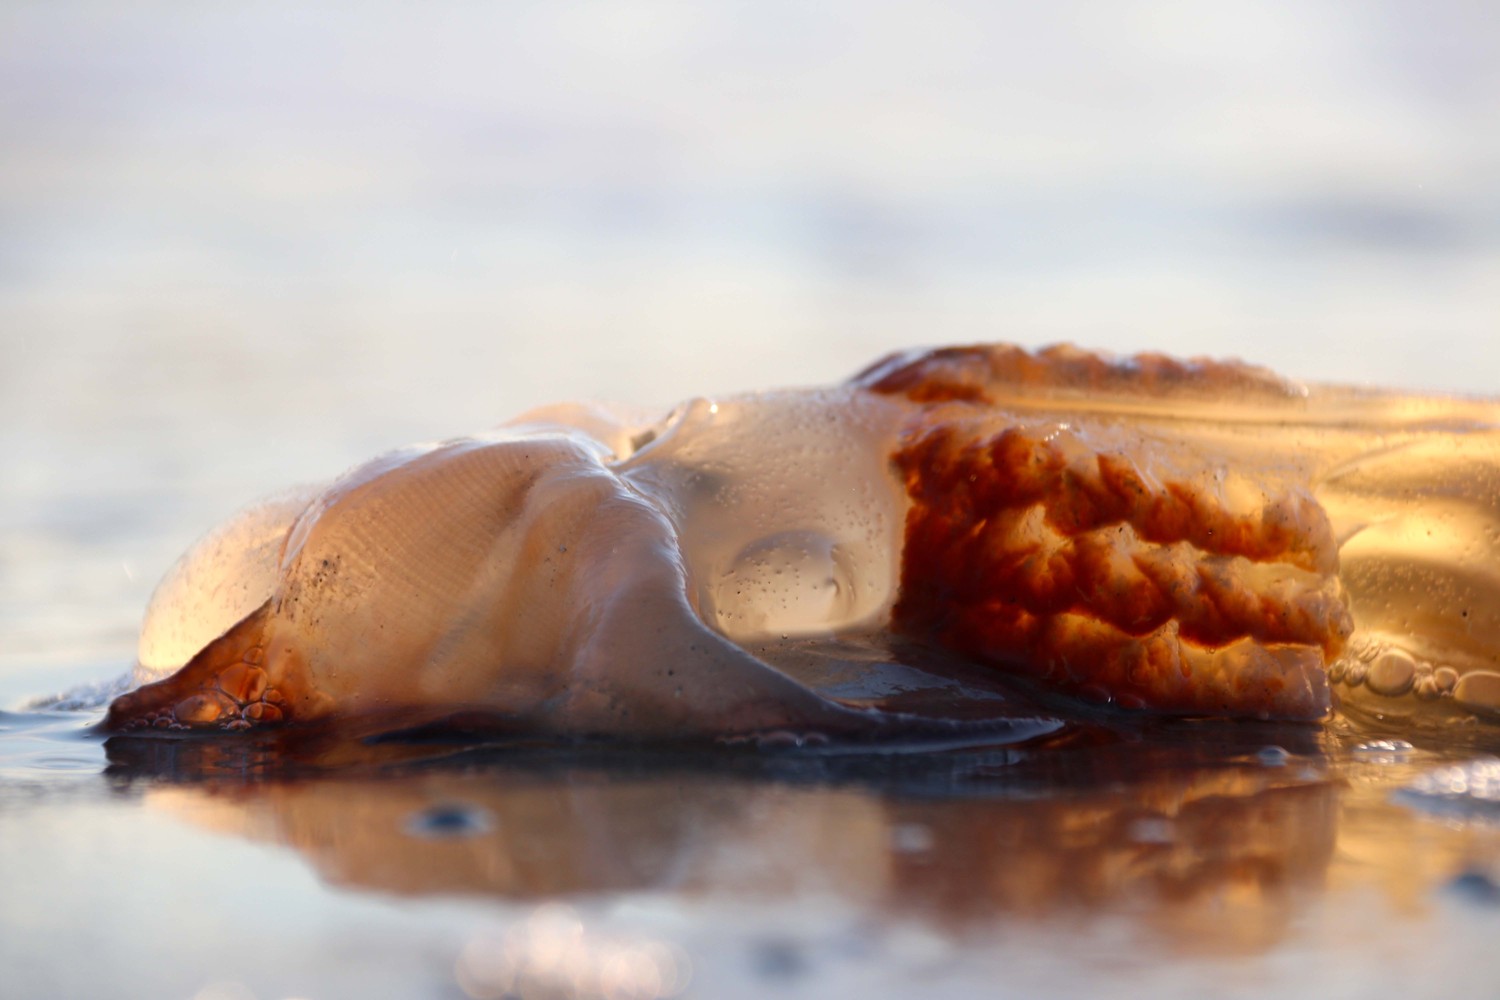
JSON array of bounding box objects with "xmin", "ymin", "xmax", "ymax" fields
[
  {"xmin": 109, "ymin": 733, "xmax": 1346, "ymax": 956},
  {"xmin": 105, "ymin": 344, "xmax": 1500, "ymax": 739}
]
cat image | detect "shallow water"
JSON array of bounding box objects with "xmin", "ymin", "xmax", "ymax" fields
[{"xmin": 6, "ymin": 701, "xmax": 1500, "ymax": 1000}]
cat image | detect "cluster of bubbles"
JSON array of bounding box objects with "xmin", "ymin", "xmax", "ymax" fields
[{"xmin": 1332, "ymin": 634, "xmax": 1500, "ymax": 715}]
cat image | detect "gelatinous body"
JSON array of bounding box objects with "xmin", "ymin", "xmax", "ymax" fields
[{"xmin": 107, "ymin": 344, "xmax": 1500, "ymax": 738}]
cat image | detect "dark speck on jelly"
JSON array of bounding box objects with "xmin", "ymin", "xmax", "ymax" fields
[{"xmin": 404, "ymin": 803, "xmax": 494, "ymax": 838}]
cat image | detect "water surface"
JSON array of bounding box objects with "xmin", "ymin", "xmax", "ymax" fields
[{"xmin": 5, "ymin": 702, "xmax": 1500, "ymax": 999}]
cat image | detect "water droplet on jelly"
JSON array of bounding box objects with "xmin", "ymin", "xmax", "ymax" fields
[
  {"xmin": 1453, "ymin": 671, "xmax": 1500, "ymax": 714},
  {"xmin": 243, "ymin": 702, "xmax": 283, "ymax": 723},
  {"xmin": 1257, "ymin": 745, "xmax": 1291, "ymax": 766},
  {"xmin": 1366, "ymin": 650, "xmax": 1417, "ymax": 698},
  {"xmin": 173, "ymin": 692, "xmax": 233, "ymax": 725},
  {"xmin": 711, "ymin": 531, "xmax": 857, "ymax": 640},
  {"xmin": 217, "ymin": 663, "xmax": 268, "ymax": 704}
]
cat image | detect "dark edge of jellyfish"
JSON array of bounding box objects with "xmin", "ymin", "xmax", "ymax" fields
[{"xmin": 95, "ymin": 695, "xmax": 1341, "ymax": 794}]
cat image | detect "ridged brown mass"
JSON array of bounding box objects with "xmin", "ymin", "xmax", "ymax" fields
[{"xmin": 862, "ymin": 345, "xmax": 1351, "ymax": 719}]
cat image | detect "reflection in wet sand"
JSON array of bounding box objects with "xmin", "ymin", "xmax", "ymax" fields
[
  {"xmin": 110, "ymin": 733, "xmax": 1367, "ymax": 949},
  {"xmin": 82, "ymin": 724, "xmax": 1500, "ymax": 996}
]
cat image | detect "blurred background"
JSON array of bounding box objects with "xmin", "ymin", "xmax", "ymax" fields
[{"xmin": 1, "ymin": 1, "xmax": 1497, "ymax": 686}]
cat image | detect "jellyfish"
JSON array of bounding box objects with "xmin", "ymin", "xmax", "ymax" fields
[{"xmin": 106, "ymin": 344, "xmax": 1500, "ymax": 738}]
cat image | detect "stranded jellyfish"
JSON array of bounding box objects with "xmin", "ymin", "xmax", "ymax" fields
[{"xmin": 106, "ymin": 344, "xmax": 1500, "ymax": 739}]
